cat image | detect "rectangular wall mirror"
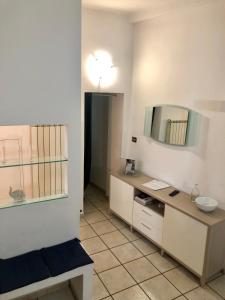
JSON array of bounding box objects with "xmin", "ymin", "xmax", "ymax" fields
[{"xmin": 144, "ymin": 105, "xmax": 190, "ymax": 146}]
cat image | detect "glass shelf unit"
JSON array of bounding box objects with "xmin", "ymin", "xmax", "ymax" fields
[
  {"xmin": 0, "ymin": 160, "xmax": 68, "ymax": 209},
  {"xmin": 0, "ymin": 156, "xmax": 68, "ymax": 168},
  {"xmin": 0, "ymin": 124, "xmax": 68, "ymax": 209},
  {"xmin": 0, "ymin": 193, "xmax": 69, "ymax": 209}
]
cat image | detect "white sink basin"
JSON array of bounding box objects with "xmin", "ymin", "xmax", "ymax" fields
[{"xmin": 195, "ymin": 197, "xmax": 218, "ymax": 213}]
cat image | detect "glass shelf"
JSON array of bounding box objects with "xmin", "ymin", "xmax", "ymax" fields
[
  {"xmin": 0, "ymin": 156, "xmax": 68, "ymax": 168},
  {"xmin": 0, "ymin": 193, "xmax": 69, "ymax": 209},
  {"xmin": 0, "ymin": 124, "xmax": 69, "ymax": 209}
]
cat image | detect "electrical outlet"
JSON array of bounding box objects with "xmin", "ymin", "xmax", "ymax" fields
[{"xmin": 132, "ymin": 136, "xmax": 137, "ymax": 143}]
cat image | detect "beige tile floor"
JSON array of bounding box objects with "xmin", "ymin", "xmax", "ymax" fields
[
  {"xmin": 22, "ymin": 184, "xmax": 225, "ymax": 300},
  {"xmin": 81, "ymin": 184, "xmax": 225, "ymax": 300}
]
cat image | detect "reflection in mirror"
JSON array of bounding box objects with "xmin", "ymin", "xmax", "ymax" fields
[{"xmin": 145, "ymin": 106, "xmax": 190, "ymax": 146}]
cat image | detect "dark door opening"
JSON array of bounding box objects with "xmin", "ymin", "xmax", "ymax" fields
[
  {"xmin": 83, "ymin": 92, "xmax": 124, "ymax": 211},
  {"xmin": 84, "ymin": 92, "xmax": 109, "ymax": 192}
]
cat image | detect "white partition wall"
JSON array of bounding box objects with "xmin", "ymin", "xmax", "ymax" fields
[{"xmin": 0, "ymin": 0, "xmax": 81, "ymax": 258}]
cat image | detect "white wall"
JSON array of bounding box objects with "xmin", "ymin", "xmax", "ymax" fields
[
  {"xmin": 0, "ymin": 0, "xmax": 81, "ymax": 258},
  {"xmin": 82, "ymin": 8, "xmax": 134, "ymax": 158},
  {"xmin": 130, "ymin": 1, "xmax": 225, "ymax": 208},
  {"xmin": 82, "ymin": 8, "xmax": 133, "ymax": 95},
  {"xmin": 82, "ymin": 3, "xmax": 225, "ymax": 208}
]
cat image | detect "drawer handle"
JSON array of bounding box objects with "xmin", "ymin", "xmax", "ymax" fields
[
  {"xmin": 141, "ymin": 223, "xmax": 151, "ymax": 231},
  {"xmin": 142, "ymin": 210, "xmax": 152, "ymax": 217}
]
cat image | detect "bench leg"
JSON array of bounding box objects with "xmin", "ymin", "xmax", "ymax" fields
[
  {"xmin": 82, "ymin": 268, "xmax": 93, "ymax": 300},
  {"xmin": 70, "ymin": 267, "xmax": 93, "ymax": 300}
]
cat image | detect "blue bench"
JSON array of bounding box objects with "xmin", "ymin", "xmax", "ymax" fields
[{"xmin": 0, "ymin": 239, "xmax": 93, "ymax": 300}]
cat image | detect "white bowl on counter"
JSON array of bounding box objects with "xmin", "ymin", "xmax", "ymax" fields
[{"xmin": 195, "ymin": 196, "xmax": 218, "ymax": 212}]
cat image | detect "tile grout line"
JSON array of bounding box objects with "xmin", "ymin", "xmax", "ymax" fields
[
  {"xmin": 80, "ymin": 235, "xmax": 97, "ymax": 242},
  {"xmin": 145, "ymin": 253, "xmax": 179, "ymax": 273},
  {"xmin": 85, "ymin": 196, "xmax": 166, "ymax": 299},
  {"xmin": 82, "ymin": 244, "xmax": 110, "ymax": 256},
  {"xmin": 84, "ymin": 201, "xmax": 180, "ymax": 299},
  {"xmin": 83, "ymin": 188, "xmax": 225, "ymax": 300},
  {"xmin": 90, "ymin": 223, "xmax": 118, "ymax": 236},
  {"xmin": 129, "ymin": 237, "xmax": 159, "ymax": 256},
  {"xmin": 116, "ymin": 211, "xmax": 225, "ymax": 298},
  {"xmin": 85, "ymin": 198, "xmax": 148, "ymax": 299},
  {"xmin": 98, "ymin": 226, "xmax": 131, "ymax": 248},
  {"xmin": 201, "ymin": 283, "xmax": 225, "ymax": 300},
  {"xmin": 160, "ymin": 268, "xmax": 199, "ymax": 297},
  {"xmin": 86, "ymin": 193, "xmax": 158, "ymax": 299},
  {"xmin": 80, "ymin": 224, "xmax": 98, "ymax": 240},
  {"xmin": 129, "ymin": 258, "xmax": 182, "ymax": 299},
  {"xmin": 91, "ymin": 248, "xmax": 121, "ymax": 274},
  {"xmin": 95, "ymin": 272, "xmax": 112, "ymax": 299},
  {"xmin": 94, "ymin": 205, "xmax": 196, "ymax": 298},
  {"xmin": 98, "ymin": 265, "xmax": 142, "ymax": 299},
  {"xmin": 92, "ymin": 206, "xmax": 161, "ymax": 299},
  {"xmin": 81, "ymin": 217, "xmax": 118, "ymax": 236}
]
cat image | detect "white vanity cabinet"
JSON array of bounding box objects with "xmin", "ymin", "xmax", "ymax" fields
[
  {"xmin": 162, "ymin": 205, "xmax": 207, "ymax": 275},
  {"xmin": 110, "ymin": 175, "xmax": 134, "ymax": 224},
  {"xmin": 109, "ymin": 172, "xmax": 225, "ymax": 285}
]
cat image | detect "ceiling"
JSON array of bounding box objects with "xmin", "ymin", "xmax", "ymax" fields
[
  {"xmin": 82, "ymin": 0, "xmax": 162, "ymax": 13},
  {"xmin": 82, "ymin": 0, "xmax": 215, "ymax": 22}
]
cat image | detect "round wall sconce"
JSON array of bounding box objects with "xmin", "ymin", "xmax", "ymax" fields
[{"xmin": 86, "ymin": 50, "xmax": 117, "ymax": 88}]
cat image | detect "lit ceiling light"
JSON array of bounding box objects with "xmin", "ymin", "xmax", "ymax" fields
[{"xmin": 86, "ymin": 50, "xmax": 117, "ymax": 88}]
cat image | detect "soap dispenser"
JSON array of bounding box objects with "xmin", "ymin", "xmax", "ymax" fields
[{"xmin": 191, "ymin": 184, "xmax": 200, "ymax": 202}]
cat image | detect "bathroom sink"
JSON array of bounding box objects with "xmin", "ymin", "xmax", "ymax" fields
[{"xmin": 195, "ymin": 197, "xmax": 218, "ymax": 212}]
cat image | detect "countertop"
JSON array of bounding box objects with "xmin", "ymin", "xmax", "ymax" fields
[{"xmin": 111, "ymin": 171, "xmax": 225, "ymax": 227}]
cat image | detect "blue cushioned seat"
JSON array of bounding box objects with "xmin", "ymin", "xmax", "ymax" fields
[
  {"xmin": 41, "ymin": 238, "xmax": 93, "ymax": 276},
  {"xmin": 0, "ymin": 250, "xmax": 50, "ymax": 294}
]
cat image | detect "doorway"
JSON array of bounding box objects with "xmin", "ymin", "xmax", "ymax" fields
[{"xmin": 83, "ymin": 92, "xmax": 124, "ymax": 208}]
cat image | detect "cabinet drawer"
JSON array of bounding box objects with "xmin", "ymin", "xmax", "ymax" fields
[
  {"xmin": 133, "ymin": 202, "xmax": 163, "ymax": 245},
  {"xmin": 133, "ymin": 201, "xmax": 163, "ymax": 231},
  {"xmin": 133, "ymin": 214, "xmax": 163, "ymax": 245}
]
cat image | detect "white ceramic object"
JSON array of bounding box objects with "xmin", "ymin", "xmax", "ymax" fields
[{"xmin": 195, "ymin": 196, "xmax": 218, "ymax": 212}]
